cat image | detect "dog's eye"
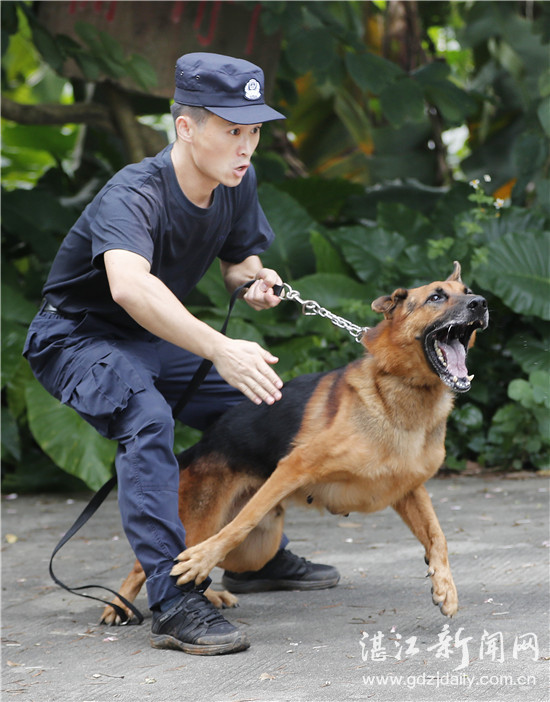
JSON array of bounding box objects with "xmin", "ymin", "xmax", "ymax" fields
[{"xmin": 427, "ymin": 292, "xmax": 445, "ymax": 303}]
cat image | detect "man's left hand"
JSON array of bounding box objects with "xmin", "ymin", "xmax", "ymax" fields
[{"xmin": 244, "ymin": 268, "xmax": 283, "ymax": 311}]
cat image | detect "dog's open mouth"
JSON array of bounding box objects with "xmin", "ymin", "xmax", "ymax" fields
[{"xmin": 424, "ymin": 320, "xmax": 483, "ymax": 393}]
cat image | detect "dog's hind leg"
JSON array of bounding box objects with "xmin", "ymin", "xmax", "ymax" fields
[
  {"xmin": 100, "ymin": 558, "xmax": 146, "ymax": 625},
  {"xmin": 392, "ymin": 485, "xmax": 458, "ymax": 617}
]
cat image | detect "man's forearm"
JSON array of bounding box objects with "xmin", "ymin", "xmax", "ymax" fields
[
  {"xmin": 115, "ymin": 269, "xmax": 225, "ymax": 361},
  {"xmin": 220, "ymin": 255, "xmax": 263, "ymax": 294}
]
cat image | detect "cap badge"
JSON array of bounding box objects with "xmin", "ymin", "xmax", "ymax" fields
[{"xmin": 244, "ymin": 79, "xmax": 261, "ymax": 101}]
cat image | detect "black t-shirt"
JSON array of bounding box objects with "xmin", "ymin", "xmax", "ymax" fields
[{"xmin": 43, "ymin": 144, "xmax": 274, "ymax": 330}]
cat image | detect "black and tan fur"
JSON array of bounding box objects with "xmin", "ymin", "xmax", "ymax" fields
[{"xmin": 102, "ymin": 262, "xmax": 488, "ymax": 624}]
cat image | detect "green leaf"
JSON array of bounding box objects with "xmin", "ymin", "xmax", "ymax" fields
[
  {"xmin": 473, "ymin": 231, "xmax": 550, "ymax": 320},
  {"xmin": 26, "ymin": 379, "xmax": 116, "ymax": 490},
  {"xmin": 536, "ymin": 179, "xmax": 550, "ymax": 217},
  {"xmin": 345, "ymin": 50, "xmax": 403, "ymax": 94},
  {"xmin": 1, "ymin": 283, "xmax": 38, "ymax": 323},
  {"xmin": 195, "ymin": 261, "xmax": 230, "ymax": 311},
  {"xmin": 98, "ymin": 30, "xmax": 125, "ymax": 66},
  {"xmin": 530, "ymin": 370, "xmax": 550, "ymax": 408},
  {"xmin": 270, "ymin": 335, "xmax": 324, "ymax": 377},
  {"xmin": 125, "ymin": 54, "xmax": 158, "ymax": 91},
  {"xmin": 423, "ymin": 80, "xmax": 478, "ymax": 124},
  {"xmin": 289, "ymin": 273, "xmax": 371, "ymax": 310},
  {"xmin": 333, "ymin": 225, "xmax": 406, "ymax": 283},
  {"xmin": 412, "ymin": 61, "xmax": 451, "ymax": 85},
  {"xmin": 377, "ymin": 203, "xmax": 433, "ymax": 244},
  {"xmin": 74, "ymin": 21, "xmax": 102, "ymax": 51},
  {"xmin": 173, "ymin": 422, "xmax": 202, "ymax": 456},
  {"xmin": 5, "ymin": 358, "xmax": 33, "ymax": 421},
  {"xmin": 346, "ymin": 178, "xmax": 445, "ymax": 221},
  {"xmin": 2, "ymin": 188, "xmax": 76, "ymax": 261},
  {"xmin": 258, "ymin": 184, "xmax": 316, "ymax": 281},
  {"xmin": 334, "ymin": 90, "xmax": 373, "ymax": 146},
  {"xmin": 1, "ymin": 1, "xmax": 19, "ymax": 38},
  {"xmin": 379, "ymin": 77, "xmax": 425, "ymax": 126},
  {"xmin": 29, "ymin": 23, "xmax": 64, "ymax": 73},
  {"xmin": 223, "ymin": 318, "xmax": 265, "ymax": 345},
  {"xmin": 452, "ymin": 402, "xmax": 484, "ymax": 432},
  {"xmin": 274, "ymin": 177, "xmax": 363, "ymax": 222},
  {"xmin": 537, "ymin": 96, "xmax": 550, "ymax": 138},
  {"xmin": 1, "ymin": 406, "xmax": 21, "ymax": 462},
  {"xmin": 73, "ymin": 52, "xmax": 101, "ymax": 81},
  {"xmin": 286, "ymin": 28, "xmax": 338, "ymax": 75},
  {"xmin": 508, "ymin": 378, "xmax": 532, "ymax": 405},
  {"xmin": 507, "ymin": 334, "xmax": 550, "ymax": 374},
  {"xmin": 1, "ymin": 319, "xmax": 27, "ymax": 389},
  {"xmin": 310, "ymin": 230, "xmax": 350, "ymax": 275}
]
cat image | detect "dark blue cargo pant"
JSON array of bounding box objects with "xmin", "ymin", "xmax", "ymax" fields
[{"xmin": 24, "ymin": 308, "xmax": 284, "ymax": 609}]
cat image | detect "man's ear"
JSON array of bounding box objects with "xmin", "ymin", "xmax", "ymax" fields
[
  {"xmin": 175, "ymin": 114, "xmax": 194, "ymax": 143},
  {"xmin": 371, "ymin": 288, "xmax": 408, "ymax": 318},
  {"xmin": 446, "ymin": 260, "xmax": 462, "ymax": 283}
]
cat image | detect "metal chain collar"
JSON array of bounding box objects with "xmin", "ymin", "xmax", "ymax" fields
[{"xmin": 280, "ymin": 283, "xmax": 369, "ymax": 343}]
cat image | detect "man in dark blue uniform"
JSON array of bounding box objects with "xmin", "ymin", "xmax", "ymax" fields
[{"xmin": 24, "ymin": 53, "xmax": 339, "ymax": 656}]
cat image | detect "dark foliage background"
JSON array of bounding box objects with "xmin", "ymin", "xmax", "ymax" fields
[{"xmin": 2, "ymin": 1, "xmax": 549, "ymax": 492}]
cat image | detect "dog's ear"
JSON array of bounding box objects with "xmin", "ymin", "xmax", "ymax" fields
[
  {"xmin": 371, "ymin": 288, "xmax": 408, "ymax": 318},
  {"xmin": 447, "ymin": 261, "xmax": 462, "ymax": 283}
]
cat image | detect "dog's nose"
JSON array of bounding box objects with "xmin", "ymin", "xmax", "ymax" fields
[{"xmin": 467, "ymin": 296, "xmax": 487, "ymax": 310}]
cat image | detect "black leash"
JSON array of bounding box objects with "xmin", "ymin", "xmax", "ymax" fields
[
  {"xmin": 49, "ymin": 279, "xmax": 280, "ymax": 624},
  {"xmin": 48, "ymin": 476, "xmax": 144, "ymax": 624}
]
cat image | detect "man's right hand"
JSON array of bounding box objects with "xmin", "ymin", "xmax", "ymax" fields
[{"xmin": 211, "ymin": 337, "xmax": 283, "ymax": 406}]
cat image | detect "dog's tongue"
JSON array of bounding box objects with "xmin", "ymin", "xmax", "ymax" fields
[{"xmin": 440, "ymin": 339, "xmax": 468, "ymax": 378}]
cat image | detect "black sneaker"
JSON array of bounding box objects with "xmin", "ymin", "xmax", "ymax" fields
[
  {"xmin": 222, "ymin": 548, "xmax": 340, "ymax": 593},
  {"xmin": 150, "ymin": 589, "xmax": 249, "ymax": 655}
]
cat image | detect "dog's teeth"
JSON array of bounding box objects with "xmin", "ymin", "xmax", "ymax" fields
[
  {"xmin": 434, "ymin": 341, "xmax": 447, "ymax": 366},
  {"xmin": 467, "ymin": 374, "xmax": 474, "ymax": 381},
  {"xmin": 452, "ymin": 376, "xmax": 458, "ymax": 383}
]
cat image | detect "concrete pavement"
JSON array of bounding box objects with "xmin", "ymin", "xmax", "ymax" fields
[{"xmin": 2, "ymin": 473, "xmax": 549, "ymax": 702}]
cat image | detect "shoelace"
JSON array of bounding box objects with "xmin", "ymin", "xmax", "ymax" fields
[
  {"xmin": 276, "ymin": 550, "xmax": 311, "ymax": 577},
  {"xmin": 185, "ymin": 591, "xmax": 229, "ymax": 626}
]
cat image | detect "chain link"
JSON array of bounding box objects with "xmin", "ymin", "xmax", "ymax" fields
[{"xmin": 280, "ymin": 283, "xmax": 369, "ymax": 343}]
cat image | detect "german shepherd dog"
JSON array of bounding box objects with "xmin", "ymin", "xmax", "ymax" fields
[{"xmin": 102, "ymin": 262, "xmax": 488, "ymax": 625}]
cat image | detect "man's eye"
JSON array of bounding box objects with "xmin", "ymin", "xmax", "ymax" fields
[{"xmin": 230, "ymin": 128, "xmax": 240, "ymax": 136}]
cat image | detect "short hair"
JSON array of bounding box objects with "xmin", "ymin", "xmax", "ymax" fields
[{"xmin": 171, "ymin": 103, "xmax": 210, "ymax": 127}]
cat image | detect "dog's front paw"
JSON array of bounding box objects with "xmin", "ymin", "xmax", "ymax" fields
[
  {"xmin": 426, "ymin": 565, "xmax": 458, "ymax": 617},
  {"xmin": 171, "ymin": 545, "xmax": 215, "ymax": 586},
  {"xmin": 204, "ymin": 586, "xmax": 239, "ymax": 609},
  {"xmin": 99, "ymin": 599, "xmax": 135, "ymax": 626}
]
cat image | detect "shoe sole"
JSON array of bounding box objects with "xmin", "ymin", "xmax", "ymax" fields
[
  {"xmin": 221, "ymin": 574, "xmax": 341, "ymax": 594},
  {"xmin": 150, "ymin": 632, "xmax": 250, "ymax": 656}
]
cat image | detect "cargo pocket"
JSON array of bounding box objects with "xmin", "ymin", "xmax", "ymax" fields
[{"xmin": 62, "ymin": 349, "xmax": 146, "ymax": 438}]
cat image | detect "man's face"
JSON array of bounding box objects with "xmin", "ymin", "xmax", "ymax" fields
[{"xmin": 186, "ymin": 113, "xmax": 262, "ymax": 189}]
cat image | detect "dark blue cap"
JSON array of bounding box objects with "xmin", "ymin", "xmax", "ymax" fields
[{"xmin": 174, "ymin": 52, "xmax": 285, "ymax": 125}]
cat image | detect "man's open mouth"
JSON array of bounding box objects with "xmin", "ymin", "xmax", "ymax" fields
[{"xmin": 423, "ymin": 319, "xmax": 485, "ymax": 393}]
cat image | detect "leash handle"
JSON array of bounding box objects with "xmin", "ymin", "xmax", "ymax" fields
[{"xmin": 49, "ymin": 477, "xmax": 144, "ymax": 624}]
